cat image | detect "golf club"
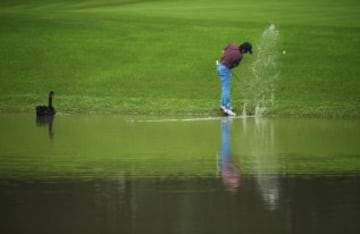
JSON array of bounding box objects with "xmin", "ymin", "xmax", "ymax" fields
[{"xmin": 231, "ymin": 71, "xmax": 240, "ymax": 80}]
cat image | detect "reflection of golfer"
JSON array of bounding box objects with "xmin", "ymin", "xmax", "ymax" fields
[
  {"xmin": 219, "ymin": 118, "xmax": 241, "ymax": 192},
  {"xmin": 217, "ymin": 42, "xmax": 252, "ymax": 116}
]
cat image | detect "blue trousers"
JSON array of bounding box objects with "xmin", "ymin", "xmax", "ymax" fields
[{"xmin": 217, "ymin": 63, "xmax": 232, "ymax": 109}]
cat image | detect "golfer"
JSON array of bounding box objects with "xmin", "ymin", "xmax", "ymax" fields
[{"xmin": 217, "ymin": 42, "xmax": 252, "ymax": 116}]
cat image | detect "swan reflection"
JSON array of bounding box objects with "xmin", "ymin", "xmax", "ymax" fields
[
  {"xmin": 35, "ymin": 91, "xmax": 56, "ymax": 140},
  {"xmin": 36, "ymin": 115, "xmax": 55, "ymax": 140}
]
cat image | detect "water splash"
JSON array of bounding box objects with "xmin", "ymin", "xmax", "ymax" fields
[
  {"xmin": 255, "ymin": 104, "xmax": 267, "ymax": 117},
  {"xmin": 241, "ymin": 100, "xmax": 248, "ymax": 117},
  {"xmin": 242, "ymin": 24, "xmax": 280, "ymax": 116}
]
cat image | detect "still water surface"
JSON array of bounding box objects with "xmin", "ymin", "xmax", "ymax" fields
[
  {"xmin": 0, "ymin": 114, "xmax": 359, "ymax": 233},
  {"xmin": 1, "ymin": 176, "xmax": 359, "ymax": 234}
]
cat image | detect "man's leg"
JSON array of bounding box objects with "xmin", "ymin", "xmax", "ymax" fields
[{"xmin": 217, "ymin": 64, "xmax": 232, "ymax": 109}]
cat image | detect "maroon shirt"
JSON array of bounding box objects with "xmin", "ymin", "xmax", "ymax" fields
[{"xmin": 221, "ymin": 44, "xmax": 243, "ymax": 69}]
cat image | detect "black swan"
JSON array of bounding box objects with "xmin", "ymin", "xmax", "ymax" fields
[{"xmin": 36, "ymin": 91, "xmax": 56, "ymax": 116}]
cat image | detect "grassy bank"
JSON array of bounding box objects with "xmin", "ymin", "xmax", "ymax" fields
[{"xmin": 0, "ymin": 0, "xmax": 359, "ymax": 117}]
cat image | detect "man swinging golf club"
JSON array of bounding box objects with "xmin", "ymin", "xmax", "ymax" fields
[{"xmin": 217, "ymin": 42, "xmax": 252, "ymax": 116}]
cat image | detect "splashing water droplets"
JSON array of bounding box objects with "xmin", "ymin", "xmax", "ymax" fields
[{"xmin": 241, "ymin": 24, "xmax": 280, "ymax": 116}]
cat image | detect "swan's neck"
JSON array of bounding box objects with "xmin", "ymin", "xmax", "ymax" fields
[{"xmin": 48, "ymin": 95, "xmax": 53, "ymax": 108}]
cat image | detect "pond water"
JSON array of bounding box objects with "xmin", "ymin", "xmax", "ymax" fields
[{"xmin": 0, "ymin": 114, "xmax": 360, "ymax": 233}]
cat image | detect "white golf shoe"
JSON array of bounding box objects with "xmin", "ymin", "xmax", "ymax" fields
[
  {"xmin": 220, "ymin": 105, "xmax": 233, "ymax": 111},
  {"xmin": 224, "ymin": 108, "xmax": 236, "ymax": 116}
]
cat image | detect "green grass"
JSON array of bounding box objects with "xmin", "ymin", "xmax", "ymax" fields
[{"xmin": 0, "ymin": 0, "xmax": 359, "ymax": 117}]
